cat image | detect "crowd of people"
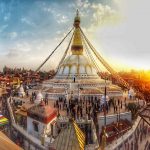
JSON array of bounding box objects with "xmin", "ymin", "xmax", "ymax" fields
[{"xmin": 53, "ymin": 95, "xmax": 128, "ymax": 120}]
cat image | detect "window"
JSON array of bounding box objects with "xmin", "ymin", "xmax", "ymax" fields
[
  {"xmin": 79, "ymin": 124, "xmax": 84, "ymax": 128},
  {"xmin": 33, "ymin": 121, "xmax": 39, "ymax": 132},
  {"xmin": 60, "ymin": 123, "xmax": 66, "ymax": 128}
]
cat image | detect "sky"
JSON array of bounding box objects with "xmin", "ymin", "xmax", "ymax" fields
[{"xmin": 0, "ymin": 0, "xmax": 150, "ymax": 71}]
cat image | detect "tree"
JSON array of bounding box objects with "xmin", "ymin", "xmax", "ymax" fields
[
  {"xmin": 3, "ymin": 66, "xmax": 7, "ymax": 74},
  {"xmin": 127, "ymin": 103, "xmax": 140, "ymax": 120}
]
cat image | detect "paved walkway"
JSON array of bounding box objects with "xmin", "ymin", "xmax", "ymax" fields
[
  {"xmin": 12, "ymin": 95, "xmax": 145, "ymax": 118},
  {"xmin": 48, "ymin": 98, "xmax": 140, "ymax": 117}
]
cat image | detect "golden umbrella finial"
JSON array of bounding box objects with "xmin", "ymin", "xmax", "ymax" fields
[{"xmin": 74, "ymin": 9, "xmax": 80, "ymax": 25}]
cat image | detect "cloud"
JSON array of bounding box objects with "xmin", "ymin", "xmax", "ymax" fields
[
  {"xmin": 6, "ymin": 42, "xmax": 31, "ymax": 58},
  {"xmin": 42, "ymin": 5, "xmax": 69, "ymax": 24},
  {"xmin": 57, "ymin": 15, "xmax": 69, "ymax": 24},
  {"xmin": 21, "ymin": 17, "xmax": 36, "ymax": 27},
  {"xmin": 68, "ymin": 0, "xmax": 90, "ymax": 17},
  {"xmin": 43, "ymin": 7, "xmax": 55, "ymax": 13},
  {"xmin": 0, "ymin": 0, "xmax": 149, "ymax": 71},
  {"xmin": 76, "ymin": 0, "xmax": 90, "ymax": 8},
  {"xmin": 6, "ymin": 48, "xmax": 21, "ymax": 58},
  {"xmin": 3, "ymin": 13, "xmax": 11, "ymax": 21},
  {"xmin": 93, "ymin": 0, "xmax": 150, "ymax": 70},
  {"xmin": 0, "ymin": 24, "xmax": 8, "ymax": 33},
  {"xmin": 79, "ymin": 3, "xmax": 121, "ymax": 40},
  {"xmin": 91, "ymin": 4, "xmax": 120, "ymax": 26},
  {"xmin": 8, "ymin": 32, "xmax": 18, "ymax": 39},
  {"xmin": 56, "ymin": 30, "xmax": 61, "ymax": 35},
  {"xmin": 2, "ymin": 38, "xmax": 63, "ymax": 70}
]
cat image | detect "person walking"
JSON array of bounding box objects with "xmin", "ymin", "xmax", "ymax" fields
[
  {"xmin": 114, "ymin": 105, "xmax": 116, "ymax": 113},
  {"xmin": 121, "ymin": 100, "xmax": 122, "ymax": 109}
]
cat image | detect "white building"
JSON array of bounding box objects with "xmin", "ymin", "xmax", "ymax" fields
[{"xmin": 27, "ymin": 101, "xmax": 57, "ymax": 140}]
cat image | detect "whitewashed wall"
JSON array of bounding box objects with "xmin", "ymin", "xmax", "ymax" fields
[{"xmin": 27, "ymin": 116, "xmax": 56, "ymax": 139}]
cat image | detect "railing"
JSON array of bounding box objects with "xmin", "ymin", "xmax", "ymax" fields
[
  {"xmin": 7, "ymin": 97, "xmax": 16, "ymax": 123},
  {"xmin": 106, "ymin": 116, "xmax": 141, "ymax": 150}
]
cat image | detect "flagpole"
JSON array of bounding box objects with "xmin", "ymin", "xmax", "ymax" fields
[
  {"xmin": 102, "ymin": 73, "xmax": 107, "ymax": 150},
  {"xmin": 78, "ymin": 84, "xmax": 80, "ymax": 102},
  {"xmin": 104, "ymin": 75, "xmax": 107, "ymax": 126}
]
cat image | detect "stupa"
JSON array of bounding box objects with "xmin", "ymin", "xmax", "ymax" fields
[
  {"xmin": 34, "ymin": 91, "xmax": 43, "ymax": 105},
  {"xmin": 32, "ymin": 11, "xmax": 123, "ymax": 101},
  {"xmin": 18, "ymin": 85, "xmax": 25, "ymax": 97}
]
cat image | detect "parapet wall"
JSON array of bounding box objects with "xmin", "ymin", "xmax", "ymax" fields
[
  {"xmin": 98, "ymin": 111, "xmax": 132, "ymax": 133},
  {"xmin": 106, "ymin": 116, "xmax": 150, "ymax": 150}
]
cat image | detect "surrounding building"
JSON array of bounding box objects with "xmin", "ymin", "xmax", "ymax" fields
[{"xmin": 27, "ymin": 101, "xmax": 57, "ymax": 139}]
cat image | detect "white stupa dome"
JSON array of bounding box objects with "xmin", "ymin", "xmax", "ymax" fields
[
  {"xmin": 19, "ymin": 85, "xmax": 24, "ymax": 92},
  {"xmin": 34, "ymin": 91, "xmax": 43, "ymax": 105},
  {"xmin": 18, "ymin": 85, "xmax": 25, "ymax": 97},
  {"xmin": 56, "ymin": 55, "xmax": 98, "ymax": 78}
]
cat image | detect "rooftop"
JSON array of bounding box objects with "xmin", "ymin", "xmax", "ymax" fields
[
  {"xmin": 27, "ymin": 103, "xmax": 57, "ymax": 124},
  {"xmin": 0, "ymin": 131, "xmax": 22, "ymax": 150},
  {"xmin": 51, "ymin": 119, "xmax": 85, "ymax": 150}
]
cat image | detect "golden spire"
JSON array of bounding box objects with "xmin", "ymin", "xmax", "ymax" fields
[
  {"xmin": 71, "ymin": 9, "xmax": 83, "ymax": 55},
  {"xmin": 74, "ymin": 9, "xmax": 80, "ymax": 27}
]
